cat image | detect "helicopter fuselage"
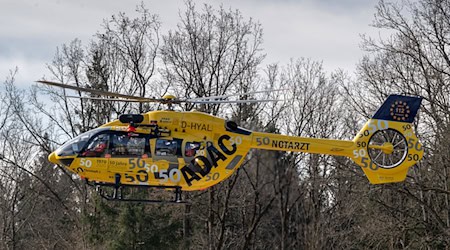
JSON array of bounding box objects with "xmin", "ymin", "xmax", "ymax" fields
[{"xmin": 49, "ymin": 110, "xmax": 358, "ymax": 191}]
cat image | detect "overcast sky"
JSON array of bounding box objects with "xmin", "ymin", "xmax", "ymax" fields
[{"xmin": 0, "ymin": 0, "xmax": 380, "ymax": 87}]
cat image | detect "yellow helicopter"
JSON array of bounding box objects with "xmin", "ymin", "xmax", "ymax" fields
[{"xmin": 40, "ymin": 80, "xmax": 424, "ymax": 203}]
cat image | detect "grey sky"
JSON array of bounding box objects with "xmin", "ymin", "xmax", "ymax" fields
[{"xmin": 0, "ymin": 0, "xmax": 380, "ymax": 87}]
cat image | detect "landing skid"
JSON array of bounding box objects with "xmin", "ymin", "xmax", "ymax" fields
[{"xmin": 87, "ymin": 181, "xmax": 187, "ymax": 204}]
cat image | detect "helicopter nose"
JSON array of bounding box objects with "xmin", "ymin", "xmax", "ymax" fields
[{"xmin": 48, "ymin": 152, "xmax": 58, "ymax": 164}]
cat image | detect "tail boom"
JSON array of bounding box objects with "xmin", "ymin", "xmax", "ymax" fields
[
  {"xmin": 251, "ymin": 132, "xmax": 354, "ymax": 157},
  {"xmin": 250, "ymin": 94, "xmax": 423, "ymax": 184}
]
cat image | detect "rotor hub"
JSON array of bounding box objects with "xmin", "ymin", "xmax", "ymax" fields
[
  {"xmin": 162, "ymin": 94, "xmax": 177, "ymax": 101},
  {"xmin": 369, "ymin": 142, "xmax": 394, "ymax": 155}
]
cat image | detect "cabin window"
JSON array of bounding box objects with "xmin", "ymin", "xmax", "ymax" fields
[
  {"xmin": 81, "ymin": 133, "xmax": 110, "ymax": 157},
  {"xmin": 185, "ymin": 142, "xmax": 201, "ymax": 157},
  {"xmin": 156, "ymin": 139, "xmax": 182, "ymax": 156},
  {"xmin": 110, "ymin": 132, "xmax": 149, "ymax": 158},
  {"xmin": 127, "ymin": 136, "xmax": 146, "ymax": 156}
]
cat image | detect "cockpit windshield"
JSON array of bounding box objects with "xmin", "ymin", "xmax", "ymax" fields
[{"xmin": 55, "ymin": 127, "xmax": 110, "ymax": 156}]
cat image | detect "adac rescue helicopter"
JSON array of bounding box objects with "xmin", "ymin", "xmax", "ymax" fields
[{"xmin": 40, "ymin": 80, "xmax": 424, "ymax": 203}]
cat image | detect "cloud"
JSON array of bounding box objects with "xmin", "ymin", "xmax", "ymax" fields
[
  {"xmin": 215, "ymin": 0, "xmax": 378, "ymax": 72},
  {"xmin": 0, "ymin": 0, "xmax": 379, "ymax": 87},
  {"xmin": 0, "ymin": 0, "xmax": 143, "ymax": 85}
]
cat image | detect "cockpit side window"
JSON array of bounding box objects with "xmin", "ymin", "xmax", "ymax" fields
[
  {"xmin": 81, "ymin": 133, "xmax": 110, "ymax": 157},
  {"xmin": 110, "ymin": 132, "xmax": 150, "ymax": 158}
]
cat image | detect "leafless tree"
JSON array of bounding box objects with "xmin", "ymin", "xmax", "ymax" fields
[
  {"xmin": 0, "ymin": 70, "xmax": 85, "ymax": 249},
  {"xmin": 97, "ymin": 3, "xmax": 161, "ymax": 113},
  {"xmin": 160, "ymin": 0, "xmax": 265, "ymax": 115}
]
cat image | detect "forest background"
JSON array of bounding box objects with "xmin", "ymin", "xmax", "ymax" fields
[{"xmin": 1, "ymin": 0, "xmax": 450, "ymax": 249}]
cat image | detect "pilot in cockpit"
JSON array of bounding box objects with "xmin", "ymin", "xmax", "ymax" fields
[{"xmin": 82, "ymin": 138, "xmax": 108, "ymax": 157}]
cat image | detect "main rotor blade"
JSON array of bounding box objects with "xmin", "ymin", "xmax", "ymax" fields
[
  {"xmin": 189, "ymin": 99, "xmax": 283, "ymax": 104},
  {"xmin": 65, "ymin": 96, "xmax": 283, "ymax": 104},
  {"xmin": 37, "ymin": 80, "xmax": 162, "ymax": 102},
  {"xmin": 187, "ymin": 88, "xmax": 288, "ymax": 101},
  {"xmin": 65, "ymin": 96, "xmax": 152, "ymax": 102}
]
